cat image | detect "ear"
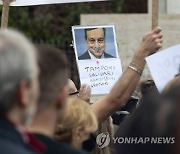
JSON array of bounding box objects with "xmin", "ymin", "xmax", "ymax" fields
[
  {"xmin": 16, "ymin": 80, "xmax": 30, "ymax": 108},
  {"xmin": 71, "ymin": 126, "xmax": 85, "ymax": 149},
  {"xmin": 56, "ymin": 85, "xmax": 67, "ymax": 109}
]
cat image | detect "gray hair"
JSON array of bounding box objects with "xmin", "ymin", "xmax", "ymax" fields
[{"xmin": 0, "ymin": 29, "xmax": 37, "ymax": 114}]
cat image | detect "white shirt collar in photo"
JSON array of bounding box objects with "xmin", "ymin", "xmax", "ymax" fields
[{"xmin": 88, "ymin": 50, "xmax": 105, "ymax": 59}]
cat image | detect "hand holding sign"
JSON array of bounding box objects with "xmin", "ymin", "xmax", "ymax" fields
[{"xmin": 137, "ymin": 27, "xmax": 163, "ymax": 57}]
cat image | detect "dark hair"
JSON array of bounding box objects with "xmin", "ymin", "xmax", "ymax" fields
[
  {"xmin": 36, "ymin": 45, "xmax": 68, "ymax": 106},
  {"xmin": 162, "ymin": 76, "xmax": 180, "ymax": 103},
  {"xmin": 84, "ymin": 28, "xmax": 106, "ymax": 40}
]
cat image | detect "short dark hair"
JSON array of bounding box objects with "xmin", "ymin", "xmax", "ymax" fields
[
  {"xmin": 84, "ymin": 28, "xmax": 106, "ymax": 40},
  {"xmin": 36, "ymin": 45, "xmax": 68, "ymax": 106}
]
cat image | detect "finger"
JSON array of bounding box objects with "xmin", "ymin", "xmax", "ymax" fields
[
  {"xmin": 152, "ymin": 27, "xmax": 162, "ymax": 34},
  {"xmin": 86, "ymin": 86, "xmax": 91, "ymax": 95},
  {"xmin": 70, "ymin": 40, "xmax": 74, "ymax": 48},
  {"xmin": 157, "ymin": 33, "xmax": 163, "ymax": 39},
  {"xmin": 155, "ymin": 39, "xmax": 163, "ymax": 45},
  {"xmin": 80, "ymin": 84, "xmax": 86, "ymax": 91},
  {"xmin": 157, "ymin": 39, "xmax": 163, "ymax": 44},
  {"xmin": 153, "ymin": 43, "xmax": 162, "ymax": 53},
  {"xmin": 153, "ymin": 33, "xmax": 163, "ymax": 40},
  {"xmin": 158, "ymin": 42, "xmax": 163, "ymax": 47},
  {"xmin": 157, "ymin": 43, "xmax": 163, "ymax": 49}
]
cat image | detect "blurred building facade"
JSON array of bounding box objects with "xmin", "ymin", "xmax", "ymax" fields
[{"xmin": 148, "ymin": 0, "xmax": 180, "ymax": 14}]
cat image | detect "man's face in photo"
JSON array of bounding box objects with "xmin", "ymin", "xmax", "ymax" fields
[{"xmin": 86, "ymin": 28, "xmax": 105, "ymax": 58}]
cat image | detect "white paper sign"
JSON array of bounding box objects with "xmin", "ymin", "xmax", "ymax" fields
[
  {"xmin": 72, "ymin": 25, "xmax": 122, "ymax": 95},
  {"xmin": 78, "ymin": 59, "xmax": 122, "ymax": 95},
  {"xmin": 146, "ymin": 44, "xmax": 180, "ymax": 92},
  {"xmin": 0, "ymin": 0, "xmax": 107, "ymax": 6}
]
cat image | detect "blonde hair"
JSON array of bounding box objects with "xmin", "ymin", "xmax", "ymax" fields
[{"xmin": 55, "ymin": 97, "xmax": 98, "ymax": 144}]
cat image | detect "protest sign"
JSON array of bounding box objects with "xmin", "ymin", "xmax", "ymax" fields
[
  {"xmin": 146, "ymin": 44, "xmax": 180, "ymax": 92},
  {"xmin": 0, "ymin": 0, "xmax": 107, "ymax": 6},
  {"xmin": 72, "ymin": 25, "xmax": 122, "ymax": 95},
  {"xmin": 0, "ymin": 0, "xmax": 107, "ymax": 28}
]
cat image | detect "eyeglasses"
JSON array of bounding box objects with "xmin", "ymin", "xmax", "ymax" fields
[{"xmin": 68, "ymin": 91, "xmax": 79, "ymax": 96}]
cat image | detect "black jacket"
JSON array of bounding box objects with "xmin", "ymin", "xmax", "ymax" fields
[
  {"xmin": 0, "ymin": 119, "xmax": 37, "ymax": 154},
  {"xmin": 78, "ymin": 51, "xmax": 115, "ymax": 60},
  {"xmin": 34, "ymin": 133, "xmax": 87, "ymax": 154}
]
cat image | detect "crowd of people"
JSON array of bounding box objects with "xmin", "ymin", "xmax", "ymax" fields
[{"xmin": 0, "ymin": 27, "xmax": 179, "ymax": 154}]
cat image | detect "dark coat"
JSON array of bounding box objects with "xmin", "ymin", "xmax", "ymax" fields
[
  {"xmin": 78, "ymin": 51, "xmax": 115, "ymax": 60},
  {"xmin": 34, "ymin": 133, "xmax": 87, "ymax": 154},
  {"xmin": 0, "ymin": 119, "xmax": 37, "ymax": 154}
]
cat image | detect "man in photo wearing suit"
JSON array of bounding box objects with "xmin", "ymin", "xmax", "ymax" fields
[{"xmin": 78, "ymin": 28, "xmax": 115, "ymax": 60}]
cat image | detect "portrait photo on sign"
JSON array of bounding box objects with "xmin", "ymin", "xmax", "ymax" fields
[{"xmin": 72, "ymin": 25, "xmax": 119, "ymax": 61}]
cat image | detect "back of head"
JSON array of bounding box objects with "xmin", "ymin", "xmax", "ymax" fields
[
  {"xmin": 36, "ymin": 45, "xmax": 68, "ymax": 107},
  {"xmin": 0, "ymin": 29, "xmax": 37, "ymax": 115},
  {"xmin": 162, "ymin": 76, "xmax": 180, "ymax": 102},
  {"xmin": 55, "ymin": 97, "xmax": 98, "ymax": 144},
  {"xmin": 161, "ymin": 76, "xmax": 180, "ymax": 154}
]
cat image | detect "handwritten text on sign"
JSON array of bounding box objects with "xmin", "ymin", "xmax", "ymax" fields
[
  {"xmin": 78, "ymin": 59, "xmax": 122, "ymax": 95},
  {"xmin": 0, "ymin": 0, "xmax": 107, "ymax": 6},
  {"xmin": 146, "ymin": 44, "xmax": 180, "ymax": 92}
]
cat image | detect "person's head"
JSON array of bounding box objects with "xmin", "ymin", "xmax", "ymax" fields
[
  {"xmin": 161, "ymin": 76, "xmax": 180, "ymax": 154},
  {"xmin": 55, "ymin": 97, "xmax": 97, "ymax": 149},
  {"xmin": 162, "ymin": 76, "xmax": 180, "ymax": 101},
  {"xmin": 85, "ymin": 28, "xmax": 106, "ymax": 58},
  {"xmin": 36, "ymin": 45, "xmax": 68, "ymax": 121},
  {"xmin": 0, "ymin": 29, "xmax": 39, "ymax": 125}
]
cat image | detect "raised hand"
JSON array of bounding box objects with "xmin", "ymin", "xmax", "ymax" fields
[
  {"xmin": 79, "ymin": 84, "xmax": 91, "ymax": 103},
  {"xmin": 138, "ymin": 27, "xmax": 163, "ymax": 57}
]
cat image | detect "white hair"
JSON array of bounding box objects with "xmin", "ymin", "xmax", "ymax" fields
[{"xmin": 0, "ymin": 29, "xmax": 37, "ymax": 114}]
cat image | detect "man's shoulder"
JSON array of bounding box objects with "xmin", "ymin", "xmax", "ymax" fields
[
  {"xmin": 34, "ymin": 133, "xmax": 86, "ymax": 154},
  {"xmin": 78, "ymin": 51, "xmax": 90, "ymax": 60},
  {"xmin": 0, "ymin": 119, "xmax": 36, "ymax": 154},
  {"xmin": 0, "ymin": 138, "xmax": 36, "ymax": 154}
]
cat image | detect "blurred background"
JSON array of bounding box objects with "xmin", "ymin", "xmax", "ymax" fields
[{"xmin": 0, "ymin": 0, "xmax": 152, "ymax": 87}]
